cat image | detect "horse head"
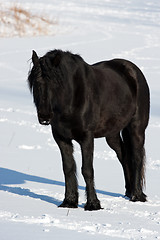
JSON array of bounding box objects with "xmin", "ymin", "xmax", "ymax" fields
[{"xmin": 29, "ymin": 50, "xmax": 54, "ymax": 125}]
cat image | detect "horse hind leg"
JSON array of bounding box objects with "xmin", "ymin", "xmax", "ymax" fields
[
  {"xmin": 121, "ymin": 128, "xmax": 133, "ymax": 198},
  {"xmin": 106, "ymin": 134, "xmax": 131, "ymax": 198},
  {"xmin": 106, "ymin": 129, "xmax": 146, "ymax": 202},
  {"xmin": 127, "ymin": 121, "xmax": 147, "ymax": 202}
]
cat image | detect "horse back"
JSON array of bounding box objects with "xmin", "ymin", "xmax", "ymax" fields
[{"xmin": 92, "ymin": 58, "xmax": 149, "ymax": 106}]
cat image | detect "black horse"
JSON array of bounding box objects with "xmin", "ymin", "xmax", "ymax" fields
[{"xmin": 28, "ymin": 50, "xmax": 150, "ymax": 211}]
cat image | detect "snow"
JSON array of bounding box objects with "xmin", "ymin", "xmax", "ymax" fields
[{"xmin": 0, "ymin": 0, "xmax": 160, "ymax": 239}]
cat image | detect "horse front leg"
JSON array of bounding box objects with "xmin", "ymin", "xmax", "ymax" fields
[
  {"xmin": 80, "ymin": 133, "xmax": 101, "ymax": 211},
  {"xmin": 53, "ymin": 132, "xmax": 78, "ymax": 208}
]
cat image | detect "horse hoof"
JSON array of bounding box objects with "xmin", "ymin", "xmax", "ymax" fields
[
  {"xmin": 130, "ymin": 192, "xmax": 147, "ymax": 202},
  {"xmin": 58, "ymin": 199, "xmax": 78, "ymax": 208},
  {"xmin": 84, "ymin": 199, "xmax": 102, "ymax": 211}
]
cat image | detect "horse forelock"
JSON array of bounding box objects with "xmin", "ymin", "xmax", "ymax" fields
[
  {"xmin": 27, "ymin": 67, "xmax": 34, "ymax": 92},
  {"xmin": 28, "ymin": 65, "xmax": 42, "ymax": 92}
]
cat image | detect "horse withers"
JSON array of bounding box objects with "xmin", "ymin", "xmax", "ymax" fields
[{"xmin": 28, "ymin": 50, "xmax": 150, "ymax": 211}]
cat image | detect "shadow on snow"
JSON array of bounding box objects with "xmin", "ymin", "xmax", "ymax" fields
[{"xmin": 0, "ymin": 167, "xmax": 124, "ymax": 207}]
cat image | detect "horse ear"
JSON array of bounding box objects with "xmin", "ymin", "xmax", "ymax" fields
[{"xmin": 32, "ymin": 50, "xmax": 39, "ymax": 66}]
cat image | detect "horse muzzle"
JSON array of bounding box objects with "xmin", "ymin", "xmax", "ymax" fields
[{"xmin": 38, "ymin": 112, "xmax": 53, "ymax": 125}]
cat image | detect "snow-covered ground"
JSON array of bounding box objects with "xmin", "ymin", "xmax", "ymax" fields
[{"xmin": 0, "ymin": 0, "xmax": 160, "ymax": 239}]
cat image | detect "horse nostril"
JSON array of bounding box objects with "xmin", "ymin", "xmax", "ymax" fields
[
  {"xmin": 40, "ymin": 120, "xmax": 50, "ymax": 125},
  {"xmin": 38, "ymin": 112, "xmax": 53, "ymax": 125},
  {"xmin": 39, "ymin": 117, "xmax": 50, "ymax": 125}
]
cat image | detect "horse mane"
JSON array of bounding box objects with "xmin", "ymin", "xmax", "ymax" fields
[
  {"xmin": 28, "ymin": 49, "xmax": 84, "ymax": 92},
  {"xmin": 44, "ymin": 50, "xmax": 84, "ymax": 65}
]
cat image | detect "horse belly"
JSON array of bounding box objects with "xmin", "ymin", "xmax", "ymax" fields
[{"xmin": 94, "ymin": 108, "xmax": 134, "ymax": 138}]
